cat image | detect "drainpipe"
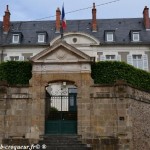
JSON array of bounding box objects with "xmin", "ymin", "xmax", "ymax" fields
[{"xmin": 1, "ymin": 48, "xmax": 4, "ymax": 63}]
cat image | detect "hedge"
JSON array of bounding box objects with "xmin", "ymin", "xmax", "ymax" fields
[
  {"xmin": 91, "ymin": 61, "xmax": 150, "ymax": 92},
  {"xmin": 1, "ymin": 61, "xmax": 150, "ymax": 92},
  {"xmin": 0, "ymin": 61, "xmax": 32, "ymax": 85}
]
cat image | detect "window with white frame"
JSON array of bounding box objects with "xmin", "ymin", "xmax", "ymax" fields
[
  {"xmin": 127, "ymin": 54, "xmax": 148, "ymax": 71},
  {"xmin": 106, "ymin": 55, "xmax": 116, "ymax": 60},
  {"xmin": 38, "ymin": 34, "xmax": 45, "ymax": 43},
  {"xmin": 133, "ymin": 55, "xmax": 143, "ymax": 69},
  {"xmin": 4, "ymin": 56, "xmax": 24, "ymax": 61},
  {"xmin": 100, "ymin": 54, "xmax": 121, "ymax": 61},
  {"xmin": 10, "ymin": 56, "xmax": 19, "ymax": 61},
  {"xmin": 106, "ymin": 32, "xmax": 114, "ymax": 42},
  {"xmin": 132, "ymin": 32, "xmax": 140, "ymax": 42},
  {"xmin": 12, "ymin": 34, "xmax": 20, "ymax": 43}
]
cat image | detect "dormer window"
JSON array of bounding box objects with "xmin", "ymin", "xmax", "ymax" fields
[
  {"xmin": 130, "ymin": 30, "xmax": 140, "ymax": 42},
  {"xmin": 132, "ymin": 32, "xmax": 140, "ymax": 42},
  {"xmin": 38, "ymin": 34, "xmax": 45, "ymax": 43},
  {"xmin": 107, "ymin": 33, "xmax": 113, "ymax": 41},
  {"xmin": 12, "ymin": 32, "xmax": 22, "ymax": 44},
  {"xmin": 105, "ymin": 31, "xmax": 115, "ymax": 42},
  {"xmin": 12, "ymin": 34, "xmax": 20, "ymax": 43},
  {"xmin": 37, "ymin": 31, "xmax": 47, "ymax": 43}
]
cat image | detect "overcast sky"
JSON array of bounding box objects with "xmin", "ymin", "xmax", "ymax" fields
[{"xmin": 0, "ymin": 0, "xmax": 150, "ymax": 21}]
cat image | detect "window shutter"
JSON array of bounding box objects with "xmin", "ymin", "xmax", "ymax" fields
[
  {"xmin": 127, "ymin": 55, "xmax": 133, "ymax": 65},
  {"xmin": 20, "ymin": 56, "xmax": 24, "ymax": 61},
  {"xmin": 4, "ymin": 56, "xmax": 10, "ymax": 62},
  {"xmin": 143, "ymin": 54, "xmax": 148, "ymax": 71},
  {"xmin": 116, "ymin": 55, "xmax": 121, "ymax": 61},
  {"xmin": 100, "ymin": 55, "xmax": 106, "ymax": 61}
]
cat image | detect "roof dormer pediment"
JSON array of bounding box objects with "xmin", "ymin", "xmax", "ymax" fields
[
  {"xmin": 50, "ymin": 32, "xmax": 100, "ymax": 46},
  {"xmin": 31, "ymin": 41, "xmax": 93, "ymax": 64}
]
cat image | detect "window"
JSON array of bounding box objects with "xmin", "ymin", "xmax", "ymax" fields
[
  {"xmin": 38, "ymin": 34, "xmax": 45, "ymax": 43},
  {"xmin": 12, "ymin": 34, "xmax": 20, "ymax": 43},
  {"xmin": 37, "ymin": 31, "xmax": 47, "ymax": 43},
  {"xmin": 133, "ymin": 55, "xmax": 143, "ymax": 69},
  {"xmin": 4, "ymin": 56, "xmax": 24, "ymax": 61},
  {"xmin": 132, "ymin": 32, "xmax": 140, "ymax": 42},
  {"xmin": 106, "ymin": 32, "xmax": 114, "ymax": 42},
  {"xmin": 127, "ymin": 54, "xmax": 148, "ymax": 71},
  {"xmin": 106, "ymin": 55, "xmax": 116, "ymax": 60},
  {"xmin": 100, "ymin": 54, "xmax": 121, "ymax": 61},
  {"xmin": 105, "ymin": 31, "xmax": 115, "ymax": 42},
  {"xmin": 130, "ymin": 30, "xmax": 140, "ymax": 42},
  {"xmin": 10, "ymin": 56, "xmax": 19, "ymax": 61}
]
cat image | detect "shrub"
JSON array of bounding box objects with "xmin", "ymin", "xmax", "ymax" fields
[
  {"xmin": 0, "ymin": 61, "xmax": 32, "ymax": 85},
  {"xmin": 91, "ymin": 61, "xmax": 150, "ymax": 92}
]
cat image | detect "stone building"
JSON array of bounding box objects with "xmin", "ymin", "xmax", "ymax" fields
[
  {"xmin": 0, "ymin": 3, "xmax": 150, "ymax": 150},
  {"xmin": 0, "ymin": 4, "xmax": 150, "ymax": 71}
]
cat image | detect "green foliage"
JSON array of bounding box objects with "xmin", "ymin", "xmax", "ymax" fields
[
  {"xmin": 0, "ymin": 61, "xmax": 32, "ymax": 85},
  {"xmin": 49, "ymin": 107, "xmax": 58, "ymax": 112},
  {"xmin": 91, "ymin": 61, "xmax": 150, "ymax": 92}
]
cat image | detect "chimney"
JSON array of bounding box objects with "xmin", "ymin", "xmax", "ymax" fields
[
  {"xmin": 56, "ymin": 7, "xmax": 61, "ymax": 33},
  {"xmin": 3, "ymin": 5, "xmax": 11, "ymax": 33},
  {"xmin": 92, "ymin": 3, "xmax": 97, "ymax": 32},
  {"xmin": 143, "ymin": 6, "xmax": 150, "ymax": 30}
]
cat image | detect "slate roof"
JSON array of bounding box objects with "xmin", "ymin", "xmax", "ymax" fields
[{"xmin": 0, "ymin": 18, "xmax": 150, "ymax": 46}]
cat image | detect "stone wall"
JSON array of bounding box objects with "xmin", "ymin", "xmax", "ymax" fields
[
  {"xmin": 1, "ymin": 80, "xmax": 150, "ymax": 150},
  {"xmin": 84, "ymin": 82, "xmax": 150, "ymax": 150},
  {"xmin": 0, "ymin": 84, "xmax": 32, "ymax": 143},
  {"xmin": 130, "ymin": 100, "xmax": 150, "ymax": 150},
  {"xmin": 127, "ymin": 87, "xmax": 150, "ymax": 150},
  {"xmin": 83, "ymin": 83, "xmax": 130, "ymax": 149}
]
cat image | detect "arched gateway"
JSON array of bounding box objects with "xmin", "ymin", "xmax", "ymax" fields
[
  {"xmin": 45, "ymin": 81, "xmax": 77, "ymax": 134},
  {"xmin": 30, "ymin": 40, "xmax": 94, "ymax": 135}
]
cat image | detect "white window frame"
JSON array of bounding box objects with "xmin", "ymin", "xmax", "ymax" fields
[
  {"xmin": 38, "ymin": 34, "xmax": 45, "ymax": 43},
  {"xmin": 105, "ymin": 55, "xmax": 116, "ymax": 60},
  {"xmin": 106, "ymin": 32, "xmax": 114, "ymax": 42},
  {"xmin": 132, "ymin": 54, "xmax": 143, "ymax": 69},
  {"xmin": 4, "ymin": 56, "xmax": 24, "ymax": 61},
  {"xmin": 10, "ymin": 56, "xmax": 20, "ymax": 61},
  {"xmin": 100, "ymin": 54, "xmax": 121, "ymax": 61},
  {"xmin": 127, "ymin": 54, "xmax": 148, "ymax": 71},
  {"xmin": 12, "ymin": 34, "xmax": 20, "ymax": 43},
  {"xmin": 132, "ymin": 32, "xmax": 140, "ymax": 42}
]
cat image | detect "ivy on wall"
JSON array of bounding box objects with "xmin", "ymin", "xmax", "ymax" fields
[
  {"xmin": 0, "ymin": 61, "xmax": 32, "ymax": 85},
  {"xmin": 91, "ymin": 61, "xmax": 150, "ymax": 92}
]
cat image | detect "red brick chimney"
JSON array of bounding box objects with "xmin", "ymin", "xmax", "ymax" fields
[
  {"xmin": 92, "ymin": 3, "xmax": 97, "ymax": 32},
  {"xmin": 3, "ymin": 5, "xmax": 11, "ymax": 33},
  {"xmin": 56, "ymin": 7, "xmax": 61, "ymax": 33},
  {"xmin": 143, "ymin": 6, "xmax": 150, "ymax": 30}
]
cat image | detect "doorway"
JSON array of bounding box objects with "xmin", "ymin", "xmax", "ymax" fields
[{"xmin": 45, "ymin": 81, "xmax": 77, "ymax": 134}]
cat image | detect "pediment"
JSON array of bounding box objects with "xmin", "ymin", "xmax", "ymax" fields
[
  {"xmin": 31, "ymin": 41, "xmax": 93, "ymax": 63},
  {"xmin": 50, "ymin": 32, "xmax": 100, "ymax": 46}
]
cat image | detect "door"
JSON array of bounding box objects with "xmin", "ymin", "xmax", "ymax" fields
[{"xmin": 45, "ymin": 82, "xmax": 77, "ymax": 134}]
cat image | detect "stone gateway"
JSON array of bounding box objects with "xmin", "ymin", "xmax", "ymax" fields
[{"xmin": 0, "ymin": 41, "xmax": 150, "ymax": 150}]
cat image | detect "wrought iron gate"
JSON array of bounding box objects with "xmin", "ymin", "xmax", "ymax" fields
[{"xmin": 45, "ymin": 88, "xmax": 77, "ymax": 134}]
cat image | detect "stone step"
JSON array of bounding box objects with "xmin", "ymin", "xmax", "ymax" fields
[
  {"xmin": 37, "ymin": 135, "xmax": 92, "ymax": 150},
  {"xmin": 38, "ymin": 146, "xmax": 92, "ymax": 150},
  {"xmin": 39, "ymin": 140, "xmax": 82, "ymax": 144},
  {"xmin": 2, "ymin": 138, "xmax": 30, "ymax": 145}
]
